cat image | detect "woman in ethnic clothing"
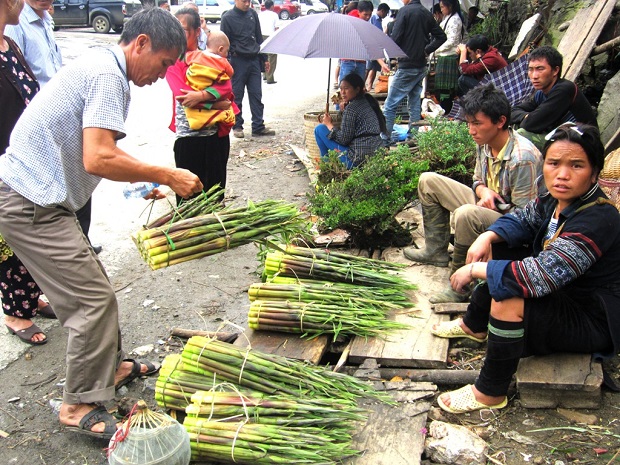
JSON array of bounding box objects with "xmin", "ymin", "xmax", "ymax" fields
[
  {"xmin": 1, "ymin": 0, "xmax": 55, "ymax": 345},
  {"xmin": 431, "ymin": 123, "xmax": 620, "ymax": 413}
]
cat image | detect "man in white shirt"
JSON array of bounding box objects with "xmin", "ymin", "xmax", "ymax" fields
[
  {"xmin": 5, "ymin": 0, "xmax": 61, "ymax": 87},
  {"xmin": 0, "ymin": 8, "xmax": 202, "ymax": 439},
  {"xmin": 259, "ymin": 0, "xmax": 278, "ymax": 84}
]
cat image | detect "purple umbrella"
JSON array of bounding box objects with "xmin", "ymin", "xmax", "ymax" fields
[{"xmin": 261, "ymin": 13, "xmax": 406, "ymax": 110}]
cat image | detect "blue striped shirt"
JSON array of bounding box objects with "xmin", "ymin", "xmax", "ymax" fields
[{"xmin": 5, "ymin": 4, "xmax": 62, "ymax": 87}]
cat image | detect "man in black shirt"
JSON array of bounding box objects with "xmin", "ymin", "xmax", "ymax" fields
[
  {"xmin": 221, "ymin": 0, "xmax": 275, "ymax": 138},
  {"xmin": 511, "ymin": 46, "xmax": 597, "ymax": 150}
]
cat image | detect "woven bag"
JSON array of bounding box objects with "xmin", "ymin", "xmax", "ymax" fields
[{"xmin": 599, "ymin": 148, "xmax": 620, "ymax": 211}]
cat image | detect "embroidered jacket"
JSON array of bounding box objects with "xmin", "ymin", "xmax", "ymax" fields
[{"xmin": 486, "ymin": 185, "xmax": 620, "ymax": 351}]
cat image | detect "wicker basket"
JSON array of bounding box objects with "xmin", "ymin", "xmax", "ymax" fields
[
  {"xmin": 303, "ymin": 111, "xmax": 342, "ymax": 168},
  {"xmin": 599, "ymin": 148, "xmax": 620, "ymax": 211}
]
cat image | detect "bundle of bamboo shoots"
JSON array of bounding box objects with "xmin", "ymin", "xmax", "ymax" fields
[
  {"xmin": 262, "ymin": 245, "xmax": 414, "ymax": 289},
  {"xmin": 249, "ymin": 278, "xmax": 413, "ymax": 309},
  {"xmin": 132, "ymin": 201, "xmax": 311, "ymax": 270},
  {"xmin": 248, "ymin": 299, "xmax": 411, "ymax": 340},
  {"xmin": 184, "ymin": 387, "xmax": 365, "ymax": 462},
  {"xmin": 186, "ymin": 389, "xmax": 366, "ymax": 426},
  {"xmin": 185, "ymin": 416, "xmax": 359, "ymax": 464},
  {"xmin": 155, "ymin": 336, "xmax": 391, "ymax": 411},
  {"xmin": 144, "ymin": 185, "xmax": 225, "ymax": 229}
]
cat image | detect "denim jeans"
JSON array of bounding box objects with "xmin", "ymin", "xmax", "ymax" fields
[
  {"xmin": 314, "ymin": 124, "xmax": 354, "ymax": 169},
  {"xmin": 382, "ymin": 66, "xmax": 427, "ymax": 138},
  {"xmin": 338, "ymin": 60, "xmax": 366, "ymax": 83}
]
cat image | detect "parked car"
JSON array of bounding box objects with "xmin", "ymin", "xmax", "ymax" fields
[
  {"xmin": 51, "ymin": 0, "xmax": 142, "ymax": 34},
  {"xmin": 172, "ymin": 0, "xmax": 260, "ymax": 23},
  {"xmin": 261, "ymin": 0, "xmax": 301, "ymax": 20},
  {"xmin": 297, "ymin": 0, "xmax": 327, "ymax": 15}
]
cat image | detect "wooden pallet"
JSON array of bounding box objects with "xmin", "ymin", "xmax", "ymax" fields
[
  {"xmin": 558, "ymin": 0, "xmax": 616, "ymax": 82},
  {"xmin": 349, "ymin": 262, "xmax": 451, "ymax": 368},
  {"xmin": 233, "ymin": 328, "xmax": 329, "ymax": 365}
]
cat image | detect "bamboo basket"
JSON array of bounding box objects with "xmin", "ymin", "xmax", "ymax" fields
[
  {"xmin": 600, "ymin": 148, "xmax": 620, "ymax": 211},
  {"xmin": 303, "ymin": 111, "xmax": 342, "ymax": 168}
]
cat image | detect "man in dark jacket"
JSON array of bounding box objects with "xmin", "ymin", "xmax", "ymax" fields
[
  {"xmin": 511, "ymin": 46, "xmax": 597, "ymax": 149},
  {"xmin": 456, "ymin": 34, "xmax": 507, "ymax": 97},
  {"xmin": 380, "ymin": 0, "xmax": 446, "ymax": 144},
  {"xmin": 221, "ymin": 0, "xmax": 275, "ymax": 138}
]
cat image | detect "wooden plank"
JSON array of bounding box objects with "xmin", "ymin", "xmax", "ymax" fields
[
  {"xmin": 558, "ymin": 0, "xmax": 616, "ymax": 82},
  {"xmin": 349, "ymin": 266, "xmax": 451, "ymax": 368},
  {"xmin": 233, "ymin": 328, "xmax": 329, "ymax": 365},
  {"xmin": 432, "ymin": 302, "xmax": 468, "ymax": 314},
  {"xmin": 347, "ymin": 393, "xmax": 432, "ymax": 465}
]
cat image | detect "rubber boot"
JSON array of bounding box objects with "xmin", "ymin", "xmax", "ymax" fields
[
  {"xmin": 403, "ymin": 203, "xmax": 450, "ymax": 267},
  {"xmin": 430, "ymin": 243, "xmax": 471, "ymax": 304}
]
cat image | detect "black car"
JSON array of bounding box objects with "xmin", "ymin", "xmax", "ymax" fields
[{"xmin": 51, "ymin": 0, "xmax": 142, "ymax": 34}]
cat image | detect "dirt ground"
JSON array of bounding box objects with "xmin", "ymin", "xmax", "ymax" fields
[{"xmin": 0, "ymin": 27, "xmax": 619, "ymax": 465}]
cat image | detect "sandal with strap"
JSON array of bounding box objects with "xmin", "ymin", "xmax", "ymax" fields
[
  {"xmin": 437, "ymin": 384, "xmax": 507, "ymax": 414},
  {"xmin": 6, "ymin": 323, "xmax": 47, "ymax": 345},
  {"xmin": 65, "ymin": 405, "xmax": 118, "ymax": 440},
  {"xmin": 115, "ymin": 358, "xmax": 160, "ymax": 390},
  {"xmin": 37, "ymin": 303, "xmax": 57, "ymax": 319},
  {"xmin": 431, "ymin": 318, "xmax": 487, "ymax": 343}
]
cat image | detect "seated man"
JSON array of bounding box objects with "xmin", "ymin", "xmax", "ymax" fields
[
  {"xmin": 457, "ymin": 34, "xmax": 507, "ymax": 97},
  {"xmin": 511, "ymin": 46, "xmax": 597, "ymax": 150},
  {"xmin": 403, "ymin": 83, "xmax": 542, "ymax": 303}
]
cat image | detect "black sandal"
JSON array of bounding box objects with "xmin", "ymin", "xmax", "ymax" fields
[
  {"xmin": 115, "ymin": 359, "xmax": 160, "ymax": 390},
  {"xmin": 65, "ymin": 405, "xmax": 118, "ymax": 440}
]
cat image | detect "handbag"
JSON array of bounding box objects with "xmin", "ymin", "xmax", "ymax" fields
[{"xmin": 374, "ymin": 74, "xmax": 389, "ymax": 93}]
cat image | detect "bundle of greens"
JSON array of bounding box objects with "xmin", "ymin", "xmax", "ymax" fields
[
  {"xmin": 186, "ymin": 388, "xmax": 366, "ymax": 426},
  {"xmin": 248, "ymin": 299, "xmax": 411, "ymax": 340},
  {"xmin": 155, "ymin": 336, "xmax": 391, "ymax": 410},
  {"xmin": 185, "ymin": 416, "xmax": 360, "ymax": 464},
  {"xmin": 132, "ymin": 201, "xmax": 311, "ymax": 270},
  {"xmin": 249, "ymin": 277, "xmax": 413, "ymax": 310},
  {"xmin": 144, "ymin": 185, "xmax": 226, "ymax": 229},
  {"xmin": 262, "ymin": 245, "xmax": 414, "ymax": 290}
]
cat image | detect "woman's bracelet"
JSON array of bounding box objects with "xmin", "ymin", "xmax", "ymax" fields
[{"xmin": 469, "ymin": 263, "xmax": 475, "ymax": 280}]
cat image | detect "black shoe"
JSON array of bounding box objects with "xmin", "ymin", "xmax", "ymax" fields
[
  {"xmin": 266, "ymin": 81, "xmax": 277, "ymax": 84},
  {"xmin": 92, "ymin": 245, "xmax": 103, "ymax": 255}
]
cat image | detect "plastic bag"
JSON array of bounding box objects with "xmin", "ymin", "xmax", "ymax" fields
[
  {"xmin": 108, "ymin": 401, "xmax": 191, "ymax": 465},
  {"xmin": 421, "ymin": 98, "xmax": 445, "ymax": 119}
]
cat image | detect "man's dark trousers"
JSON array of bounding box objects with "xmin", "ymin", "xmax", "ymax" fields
[{"xmin": 231, "ymin": 55, "xmax": 265, "ymax": 134}]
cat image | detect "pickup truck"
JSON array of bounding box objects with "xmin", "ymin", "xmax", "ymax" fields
[{"xmin": 51, "ymin": 0, "xmax": 142, "ymax": 34}]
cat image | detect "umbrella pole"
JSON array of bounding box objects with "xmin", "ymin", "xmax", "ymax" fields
[{"xmin": 326, "ymin": 58, "xmax": 332, "ymax": 114}]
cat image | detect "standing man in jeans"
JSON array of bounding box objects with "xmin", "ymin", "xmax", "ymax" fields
[
  {"xmin": 222, "ymin": 0, "xmax": 275, "ymax": 138},
  {"xmin": 380, "ymin": 0, "xmax": 446, "ymax": 144}
]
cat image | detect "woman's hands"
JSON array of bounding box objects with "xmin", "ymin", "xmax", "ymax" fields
[
  {"xmin": 176, "ymin": 89, "xmax": 211, "ymax": 108},
  {"xmin": 466, "ymin": 231, "xmax": 500, "ymax": 264},
  {"xmin": 450, "ymin": 264, "xmax": 475, "ymax": 294},
  {"xmin": 322, "ymin": 112, "xmax": 334, "ymax": 130}
]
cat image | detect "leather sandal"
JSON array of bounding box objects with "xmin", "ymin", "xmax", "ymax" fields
[
  {"xmin": 437, "ymin": 384, "xmax": 507, "ymax": 414},
  {"xmin": 431, "ymin": 318, "xmax": 487, "ymax": 343},
  {"xmin": 6, "ymin": 323, "xmax": 47, "ymax": 345},
  {"xmin": 37, "ymin": 303, "xmax": 57, "ymax": 319},
  {"xmin": 115, "ymin": 359, "xmax": 160, "ymax": 390},
  {"xmin": 65, "ymin": 404, "xmax": 118, "ymax": 440}
]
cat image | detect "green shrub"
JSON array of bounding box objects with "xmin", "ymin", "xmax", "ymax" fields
[
  {"xmin": 415, "ymin": 118, "xmax": 477, "ymax": 186},
  {"xmin": 308, "ymin": 146, "xmax": 428, "ymax": 245},
  {"xmin": 307, "ymin": 119, "xmax": 476, "ymax": 247}
]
